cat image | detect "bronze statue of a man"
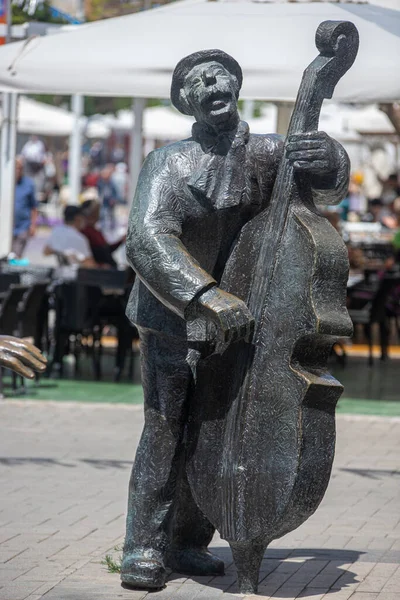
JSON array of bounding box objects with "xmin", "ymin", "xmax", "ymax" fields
[{"xmin": 122, "ymin": 49, "xmax": 349, "ymax": 590}]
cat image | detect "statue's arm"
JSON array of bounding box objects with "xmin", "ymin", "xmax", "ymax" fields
[{"xmin": 126, "ymin": 150, "xmax": 216, "ymax": 319}]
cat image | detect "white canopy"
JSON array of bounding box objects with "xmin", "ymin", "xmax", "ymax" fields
[
  {"xmin": 11, "ymin": 96, "xmax": 74, "ymax": 136},
  {"xmin": 89, "ymin": 102, "xmax": 394, "ymax": 142},
  {"xmin": 92, "ymin": 104, "xmax": 278, "ymax": 140},
  {"xmin": 144, "ymin": 106, "xmax": 193, "ymax": 140},
  {"xmin": 93, "ymin": 106, "xmax": 195, "ymax": 140},
  {"xmin": 340, "ymin": 104, "xmax": 397, "ymax": 134},
  {"xmin": 85, "ymin": 118, "xmax": 111, "ymax": 139},
  {"xmin": 0, "ymin": 0, "xmax": 399, "ymax": 102},
  {"xmin": 0, "ymin": 96, "xmax": 111, "ymax": 137}
]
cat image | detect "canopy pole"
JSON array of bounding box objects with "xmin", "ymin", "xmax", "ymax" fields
[
  {"xmin": 69, "ymin": 94, "xmax": 84, "ymax": 205},
  {"xmin": 129, "ymin": 97, "xmax": 145, "ymax": 205},
  {"xmin": 0, "ymin": 92, "xmax": 18, "ymax": 258},
  {"xmin": 276, "ymin": 102, "xmax": 294, "ymax": 136}
]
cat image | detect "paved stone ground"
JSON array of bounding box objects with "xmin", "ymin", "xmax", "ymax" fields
[{"xmin": 0, "ymin": 400, "xmax": 399, "ymax": 600}]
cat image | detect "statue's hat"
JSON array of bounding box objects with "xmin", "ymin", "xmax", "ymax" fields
[{"xmin": 171, "ymin": 49, "xmax": 243, "ymax": 115}]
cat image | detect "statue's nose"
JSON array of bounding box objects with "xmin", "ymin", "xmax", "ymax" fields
[{"xmin": 203, "ymin": 72, "xmax": 216, "ymax": 86}]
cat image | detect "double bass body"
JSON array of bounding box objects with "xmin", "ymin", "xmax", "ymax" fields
[
  {"xmin": 187, "ymin": 190, "xmax": 353, "ymax": 552},
  {"xmin": 186, "ymin": 20, "xmax": 359, "ymax": 593}
]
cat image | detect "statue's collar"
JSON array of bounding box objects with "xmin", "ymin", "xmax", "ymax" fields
[
  {"xmin": 187, "ymin": 120, "xmax": 251, "ymax": 210},
  {"xmin": 192, "ymin": 119, "xmax": 246, "ymax": 155}
]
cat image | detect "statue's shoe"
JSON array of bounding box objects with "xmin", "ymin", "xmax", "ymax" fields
[
  {"xmin": 120, "ymin": 554, "xmax": 166, "ymax": 589},
  {"xmin": 166, "ymin": 548, "xmax": 225, "ymax": 577}
]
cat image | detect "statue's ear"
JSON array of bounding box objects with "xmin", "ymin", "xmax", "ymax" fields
[{"xmin": 179, "ymin": 88, "xmax": 192, "ymax": 115}]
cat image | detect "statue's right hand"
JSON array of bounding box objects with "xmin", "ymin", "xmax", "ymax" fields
[
  {"xmin": 0, "ymin": 336, "xmax": 47, "ymax": 379},
  {"xmin": 196, "ymin": 287, "xmax": 254, "ymax": 349}
]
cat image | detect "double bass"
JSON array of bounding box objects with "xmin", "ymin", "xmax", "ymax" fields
[{"xmin": 186, "ymin": 21, "xmax": 359, "ymax": 594}]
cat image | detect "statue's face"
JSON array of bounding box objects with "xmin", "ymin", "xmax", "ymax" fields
[{"xmin": 182, "ymin": 61, "xmax": 239, "ymax": 127}]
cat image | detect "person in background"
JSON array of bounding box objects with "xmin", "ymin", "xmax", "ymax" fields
[
  {"xmin": 348, "ymin": 172, "xmax": 367, "ymax": 217},
  {"xmin": 381, "ymin": 173, "xmax": 400, "ymax": 207},
  {"xmin": 111, "ymin": 162, "xmax": 128, "ymax": 204},
  {"xmin": 37, "ymin": 152, "xmax": 58, "ymax": 228},
  {"xmin": 81, "ymin": 200, "xmax": 125, "ymax": 268},
  {"xmin": 12, "ymin": 156, "xmax": 38, "ymax": 258},
  {"xmin": 43, "ymin": 205, "xmax": 95, "ymax": 267},
  {"xmin": 60, "ymin": 146, "xmax": 69, "ymax": 180},
  {"xmin": 361, "ymin": 197, "xmax": 398, "ymax": 229},
  {"xmin": 362, "ymin": 198, "xmax": 384, "ymax": 224},
  {"xmin": 84, "ymin": 170, "xmax": 100, "ymax": 189},
  {"xmin": 21, "ymin": 135, "xmax": 46, "ymax": 174},
  {"xmin": 81, "ymin": 182, "xmax": 99, "ymax": 204},
  {"xmin": 89, "ymin": 141, "xmax": 104, "ymax": 168},
  {"xmin": 337, "ymin": 172, "xmax": 366, "ymax": 222},
  {"xmin": 111, "ymin": 143, "xmax": 125, "ymax": 164},
  {"xmin": 97, "ymin": 164, "xmax": 119, "ymax": 231},
  {"xmin": 389, "ymin": 198, "xmax": 400, "ymax": 261},
  {"xmin": 21, "ymin": 135, "xmax": 46, "ymax": 199}
]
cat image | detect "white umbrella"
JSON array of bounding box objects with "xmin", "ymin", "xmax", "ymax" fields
[
  {"xmin": 87, "ymin": 106, "xmax": 193, "ymax": 140},
  {"xmin": 16, "ymin": 97, "xmax": 74, "ymax": 136},
  {"xmin": 89, "ymin": 101, "xmax": 379, "ymax": 141},
  {"xmin": 101, "ymin": 111, "xmax": 133, "ymax": 132},
  {"xmin": 0, "ymin": 0, "xmax": 398, "ymax": 102},
  {"xmin": 102, "ymin": 106, "xmax": 195, "ymax": 140},
  {"xmin": 84, "ymin": 118, "xmax": 111, "ymax": 139},
  {"xmin": 144, "ymin": 106, "xmax": 194, "ymax": 140},
  {"xmin": 0, "ymin": 96, "xmax": 75, "ymax": 136},
  {"xmin": 340, "ymin": 104, "xmax": 396, "ymax": 134},
  {"xmin": 0, "ymin": 96, "xmax": 113, "ymax": 138}
]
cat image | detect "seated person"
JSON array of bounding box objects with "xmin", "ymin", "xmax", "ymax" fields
[
  {"xmin": 80, "ymin": 200, "xmax": 125, "ymax": 268},
  {"xmin": 361, "ymin": 198, "xmax": 398, "ymax": 229},
  {"xmin": 44, "ymin": 205, "xmax": 96, "ymax": 267},
  {"xmin": 361, "ymin": 198, "xmax": 384, "ymax": 224}
]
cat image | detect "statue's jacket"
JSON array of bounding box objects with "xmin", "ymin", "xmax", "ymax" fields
[{"xmin": 126, "ymin": 129, "xmax": 349, "ymax": 339}]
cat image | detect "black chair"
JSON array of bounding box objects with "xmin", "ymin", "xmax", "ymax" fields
[
  {"xmin": 0, "ymin": 284, "xmax": 29, "ymax": 394},
  {"xmin": 348, "ymin": 274, "xmax": 400, "ymax": 365},
  {"xmin": 47, "ymin": 267, "xmax": 138, "ymax": 381},
  {"xmin": 17, "ymin": 281, "xmax": 50, "ymax": 349},
  {"xmin": 0, "ymin": 273, "xmax": 20, "ymax": 294},
  {"xmin": 47, "ymin": 280, "xmax": 94, "ymax": 378},
  {"xmin": 0, "ymin": 284, "xmax": 30, "ymax": 336},
  {"xmin": 385, "ymin": 277, "xmax": 400, "ymax": 340},
  {"xmin": 76, "ymin": 268, "xmax": 138, "ymax": 381}
]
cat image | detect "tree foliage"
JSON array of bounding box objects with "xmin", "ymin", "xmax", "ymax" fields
[{"xmin": 12, "ymin": 2, "xmax": 69, "ymax": 25}]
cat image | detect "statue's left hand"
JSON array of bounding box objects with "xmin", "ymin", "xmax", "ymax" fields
[
  {"xmin": 0, "ymin": 336, "xmax": 47, "ymax": 379},
  {"xmin": 286, "ymin": 131, "xmax": 339, "ymax": 175}
]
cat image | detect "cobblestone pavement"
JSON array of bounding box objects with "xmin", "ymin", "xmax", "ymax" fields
[{"xmin": 0, "ymin": 400, "xmax": 399, "ymax": 600}]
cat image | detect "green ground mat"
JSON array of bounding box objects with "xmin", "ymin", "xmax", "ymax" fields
[
  {"xmin": 8, "ymin": 379, "xmax": 143, "ymax": 404},
  {"xmin": 6, "ymin": 378, "xmax": 400, "ymax": 416},
  {"xmin": 337, "ymin": 398, "xmax": 400, "ymax": 417}
]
